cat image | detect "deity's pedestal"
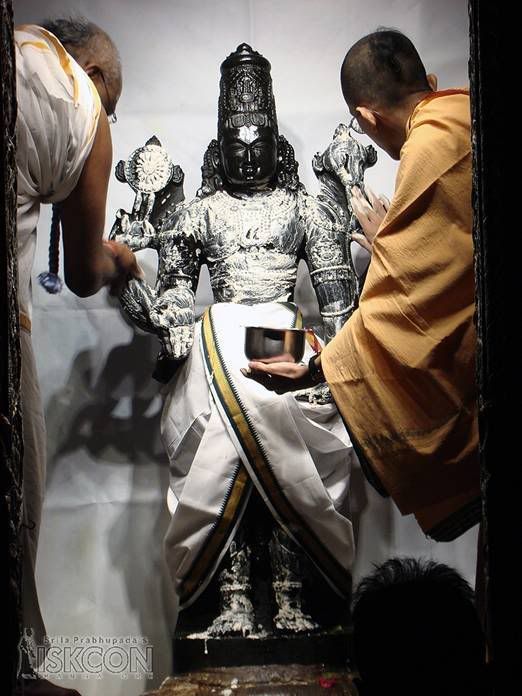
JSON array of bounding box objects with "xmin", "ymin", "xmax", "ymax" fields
[
  {"xmin": 173, "ymin": 628, "xmax": 352, "ymax": 673},
  {"xmin": 144, "ymin": 664, "xmax": 358, "ymax": 695}
]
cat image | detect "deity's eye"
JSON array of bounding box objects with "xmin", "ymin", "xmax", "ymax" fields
[{"xmin": 228, "ymin": 143, "xmax": 246, "ymax": 157}]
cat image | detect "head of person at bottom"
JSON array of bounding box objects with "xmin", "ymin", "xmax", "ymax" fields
[
  {"xmin": 341, "ymin": 28, "xmax": 438, "ymax": 160},
  {"xmin": 41, "ymin": 15, "xmax": 122, "ymax": 121},
  {"xmin": 352, "ymin": 557, "xmax": 489, "ymax": 696}
]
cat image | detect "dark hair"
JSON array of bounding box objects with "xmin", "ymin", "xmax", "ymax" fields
[
  {"xmin": 41, "ymin": 16, "xmax": 121, "ymax": 87},
  {"xmin": 41, "ymin": 16, "xmax": 100, "ymax": 48},
  {"xmin": 352, "ymin": 557, "xmax": 487, "ymax": 696},
  {"xmin": 341, "ymin": 28, "xmax": 430, "ymax": 108}
]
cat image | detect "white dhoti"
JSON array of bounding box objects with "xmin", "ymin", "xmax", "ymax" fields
[
  {"xmin": 20, "ymin": 328, "xmax": 47, "ymax": 655},
  {"xmin": 162, "ymin": 302, "xmax": 356, "ymax": 609}
]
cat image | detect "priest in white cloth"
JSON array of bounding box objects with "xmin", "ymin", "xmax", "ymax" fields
[{"xmin": 15, "ymin": 19, "xmax": 140, "ymax": 694}]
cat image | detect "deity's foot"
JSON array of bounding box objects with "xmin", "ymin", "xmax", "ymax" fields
[
  {"xmin": 269, "ymin": 527, "xmax": 320, "ymax": 633},
  {"xmin": 273, "ymin": 609, "xmax": 319, "ymax": 633},
  {"xmin": 272, "ymin": 581, "xmax": 320, "ymax": 633},
  {"xmin": 207, "ymin": 586, "xmax": 256, "ymax": 637},
  {"xmin": 207, "ymin": 539, "xmax": 257, "ymax": 637}
]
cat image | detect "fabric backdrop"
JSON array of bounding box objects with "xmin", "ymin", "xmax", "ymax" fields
[{"xmin": 14, "ymin": 1, "xmax": 477, "ymax": 694}]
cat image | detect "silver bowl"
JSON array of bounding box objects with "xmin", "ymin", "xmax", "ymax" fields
[{"xmin": 244, "ymin": 326, "xmax": 305, "ymax": 363}]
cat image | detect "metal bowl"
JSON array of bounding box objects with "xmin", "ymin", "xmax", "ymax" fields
[{"xmin": 244, "ymin": 326, "xmax": 305, "ymax": 363}]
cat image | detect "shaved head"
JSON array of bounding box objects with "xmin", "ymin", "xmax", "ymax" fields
[{"xmin": 341, "ymin": 29, "xmax": 430, "ymax": 110}]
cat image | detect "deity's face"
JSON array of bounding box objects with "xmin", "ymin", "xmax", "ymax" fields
[{"xmin": 219, "ymin": 125, "xmax": 278, "ymax": 190}]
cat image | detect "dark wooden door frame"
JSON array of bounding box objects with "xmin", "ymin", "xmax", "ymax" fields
[
  {"xmin": 1, "ymin": 1, "xmax": 24, "ymax": 694},
  {"xmin": 469, "ymin": 2, "xmax": 520, "ymax": 694}
]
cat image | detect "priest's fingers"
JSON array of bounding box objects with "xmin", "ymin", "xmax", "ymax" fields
[
  {"xmin": 351, "ymin": 189, "xmax": 372, "ymax": 217},
  {"xmin": 351, "ymin": 232, "xmax": 373, "ymax": 254},
  {"xmin": 351, "ymin": 196, "xmax": 372, "ymax": 227},
  {"xmin": 366, "ymin": 187, "xmax": 389, "ymax": 219},
  {"xmin": 241, "ymin": 367, "xmax": 277, "ymax": 391},
  {"xmin": 241, "ymin": 368, "xmax": 302, "ymax": 394},
  {"xmin": 104, "ymin": 241, "xmax": 144, "ymax": 293},
  {"xmin": 357, "ymin": 189, "xmax": 384, "ymax": 228},
  {"xmin": 351, "ymin": 200, "xmax": 380, "ymax": 244},
  {"xmin": 379, "ymin": 194, "xmax": 391, "ymax": 211},
  {"xmin": 365, "ymin": 186, "xmax": 380, "ymax": 209},
  {"xmin": 247, "ymin": 361, "xmax": 309, "ymax": 380},
  {"xmin": 351, "ymin": 190, "xmax": 383, "ymax": 232},
  {"xmin": 241, "ymin": 361, "xmax": 311, "ymax": 393}
]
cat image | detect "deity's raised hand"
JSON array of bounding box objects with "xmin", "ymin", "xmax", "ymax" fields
[{"xmin": 111, "ymin": 136, "xmax": 184, "ymax": 250}]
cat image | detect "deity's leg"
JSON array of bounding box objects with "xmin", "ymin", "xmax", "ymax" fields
[
  {"xmin": 207, "ymin": 529, "xmax": 255, "ymax": 638},
  {"xmin": 269, "ymin": 526, "xmax": 319, "ymax": 633}
]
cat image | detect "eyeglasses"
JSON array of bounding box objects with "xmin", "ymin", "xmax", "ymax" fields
[
  {"xmin": 348, "ymin": 115, "xmax": 364, "ymax": 135},
  {"xmin": 100, "ymin": 71, "xmax": 117, "ymax": 125}
]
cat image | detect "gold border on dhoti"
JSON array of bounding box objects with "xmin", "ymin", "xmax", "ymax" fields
[
  {"xmin": 179, "ymin": 466, "xmax": 249, "ymax": 608},
  {"xmin": 196, "ymin": 305, "xmax": 351, "ymax": 599},
  {"xmin": 177, "ymin": 313, "xmax": 251, "ymax": 607}
]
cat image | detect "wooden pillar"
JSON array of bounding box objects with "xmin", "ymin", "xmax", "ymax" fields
[
  {"xmin": 468, "ymin": 3, "xmax": 520, "ymax": 693},
  {"xmin": 0, "ymin": 1, "xmax": 23, "ymax": 693}
]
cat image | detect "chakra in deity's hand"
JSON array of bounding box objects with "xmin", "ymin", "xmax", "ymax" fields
[{"xmin": 121, "ymin": 137, "xmax": 175, "ymax": 194}]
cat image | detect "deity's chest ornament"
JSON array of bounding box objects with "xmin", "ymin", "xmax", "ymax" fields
[{"xmin": 205, "ymin": 189, "xmax": 298, "ymax": 253}]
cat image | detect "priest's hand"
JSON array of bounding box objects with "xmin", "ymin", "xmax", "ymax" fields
[
  {"xmin": 350, "ymin": 185, "xmax": 389, "ymax": 253},
  {"xmin": 241, "ymin": 361, "xmax": 315, "ymax": 394},
  {"xmin": 102, "ymin": 240, "xmax": 144, "ymax": 296}
]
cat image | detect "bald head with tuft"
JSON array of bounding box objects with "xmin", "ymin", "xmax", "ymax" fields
[
  {"xmin": 42, "ymin": 16, "xmax": 122, "ymax": 118},
  {"xmin": 341, "ymin": 29, "xmax": 430, "ymax": 110}
]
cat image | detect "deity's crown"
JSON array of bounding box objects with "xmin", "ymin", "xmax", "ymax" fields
[{"xmin": 218, "ymin": 43, "xmax": 278, "ymax": 136}]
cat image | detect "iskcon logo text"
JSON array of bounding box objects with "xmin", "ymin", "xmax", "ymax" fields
[{"xmin": 18, "ymin": 630, "xmax": 153, "ymax": 680}]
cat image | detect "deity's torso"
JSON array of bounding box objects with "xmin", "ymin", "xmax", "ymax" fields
[{"xmin": 164, "ymin": 188, "xmax": 306, "ymax": 305}]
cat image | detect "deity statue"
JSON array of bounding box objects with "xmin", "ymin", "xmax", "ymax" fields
[{"xmin": 110, "ymin": 44, "xmax": 376, "ymax": 654}]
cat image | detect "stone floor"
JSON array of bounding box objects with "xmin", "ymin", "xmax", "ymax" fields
[{"xmin": 143, "ymin": 664, "xmax": 358, "ymax": 695}]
